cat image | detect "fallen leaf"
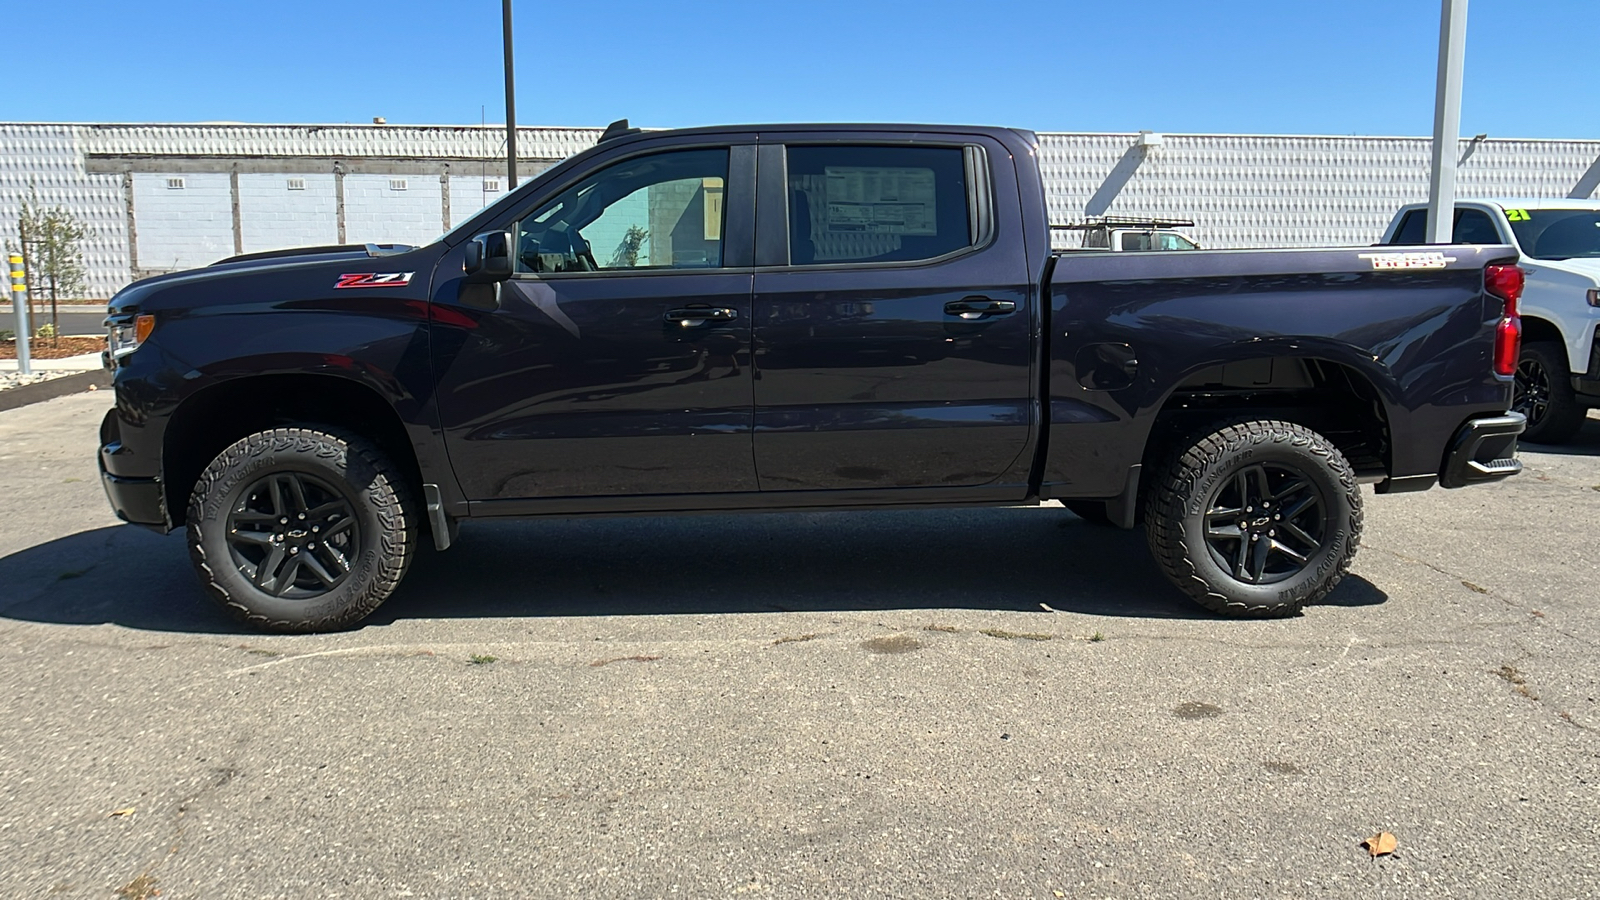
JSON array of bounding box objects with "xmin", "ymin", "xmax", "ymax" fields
[
  {"xmin": 110, "ymin": 807, "xmax": 136, "ymax": 817},
  {"xmin": 1363, "ymin": 831, "xmax": 1398, "ymax": 857}
]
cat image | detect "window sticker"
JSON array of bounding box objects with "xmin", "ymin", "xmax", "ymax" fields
[
  {"xmin": 822, "ymin": 166, "xmax": 936, "ymax": 235},
  {"xmin": 703, "ymin": 177, "xmax": 724, "ymax": 240},
  {"xmin": 1505, "ymin": 208, "xmax": 1531, "ymax": 222}
]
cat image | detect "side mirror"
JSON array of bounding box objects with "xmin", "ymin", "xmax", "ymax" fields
[{"xmin": 464, "ymin": 231, "xmax": 514, "ymax": 282}]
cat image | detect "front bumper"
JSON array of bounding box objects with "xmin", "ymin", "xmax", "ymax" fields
[
  {"xmin": 1439, "ymin": 412, "xmax": 1525, "ymax": 489},
  {"xmin": 99, "ymin": 408, "xmax": 170, "ymax": 531}
]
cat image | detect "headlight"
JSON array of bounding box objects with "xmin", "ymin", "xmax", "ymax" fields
[
  {"xmin": 107, "ymin": 313, "xmax": 154, "ymax": 362},
  {"xmin": 1588, "ymin": 288, "xmax": 1599, "ymax": 308}
]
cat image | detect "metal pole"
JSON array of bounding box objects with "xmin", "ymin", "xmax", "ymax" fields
[
  {"xmin": 9, "ymin": 253, "xmax": 30, "ymax": 375},
  {"xmin": 502, "ymin": 0, "xmax": 517, "ymax": 189},
  {"xmin": 1426, "ymin": 0, "xmax": 1468, "ymax": 244}
]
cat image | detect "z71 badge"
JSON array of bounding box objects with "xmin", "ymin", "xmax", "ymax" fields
[
  {"xmin": 335, "ymin": 272, "xmax": 414, "ymax": 288},
  {"xmin": 1356, "ymin": 252, "xmax": 1456, "ymax": 270}
]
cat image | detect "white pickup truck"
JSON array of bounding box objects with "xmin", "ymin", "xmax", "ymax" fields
[
  {"xmin": 1053, "ymin": 216, "xmax": 1201, "ymax": 252},
  {"xmin": 1381, "ymin": 200, "xmax": 1600, "ymax": 443}
]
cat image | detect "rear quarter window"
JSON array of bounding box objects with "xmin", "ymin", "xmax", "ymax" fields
[{"xmin": 1390, "ymin": 210, "xmax": 1426, "ymax": 244}]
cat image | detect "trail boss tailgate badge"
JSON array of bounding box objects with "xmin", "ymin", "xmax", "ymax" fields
[
  {"xmin": 335, "ymin": 272, "xmax": 415, "ymax": 288},
  {"xmin": 1357, "ymin": 252, "xmax": 1456, "ymax": 270}
]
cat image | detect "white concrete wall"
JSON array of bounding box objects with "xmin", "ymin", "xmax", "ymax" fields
[
  {"xmin": 239, "ymin": 173, "xmax": 338, "ymax": 253},
  {"xmin": 3, "ymin": 122, "xmax": 1597, "ymax": 298},
  {"xmin": 0, "ymin": 125, "xmax": 129, "ymax": 298},
  {"xmin": 132, "ymin": 172, "xmax": 233, "ymax": 272},
  {"xmin": 343, "ymin": 173, "xmax": 444, "ymax": 247},
  {"xmin": 448, "ymin": 174, "xmax": 511, "ymax": 230}
]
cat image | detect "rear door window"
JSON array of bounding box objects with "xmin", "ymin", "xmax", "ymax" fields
[
  {"xmin": 785, "ymin": 145, "xmax": 972, "ymax": 265},
  {"xmin": 1452, "ymin": 209, "xmax": 1502, "ymax": 243},
  {"xmin": 1389, "ymin": 208, "xmax": 1505, "ymax": 245}
]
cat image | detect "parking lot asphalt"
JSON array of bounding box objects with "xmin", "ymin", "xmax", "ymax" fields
[{"xmin": 1, "ymin": 391, "xmax": 1597, "ymax": 899}]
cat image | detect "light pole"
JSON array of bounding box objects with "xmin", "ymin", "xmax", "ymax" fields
[
  {"xmin": 503, "ymin": 0, "xmax": 517, "ymax": 190},
  {"xmin": 1426, "ymin": 0, "xmax": 1468, "ymax": 244}
]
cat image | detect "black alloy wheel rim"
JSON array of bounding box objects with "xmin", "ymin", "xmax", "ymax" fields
[
  {"xmin": 1513, "ymin": 358, "xmax": 1550, "ymax": 427},
  {"xmin": 1202, "ymin": 462, "xmax": 1327, "ymax": 586},
  {"xmin": 226, "ymin": 472, "xmax": 360, "ymax": 599}
]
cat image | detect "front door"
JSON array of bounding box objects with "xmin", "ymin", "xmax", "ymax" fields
[{"xmin": 432, "ymin": 144, "xmax": 758, "ymax": 500}]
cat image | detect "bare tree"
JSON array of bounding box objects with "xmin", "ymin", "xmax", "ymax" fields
[
  {"xmin": 608, "ymin": 225, "xmax": 649, "ymax": 268},
  {"xmin": 16, "ymin": 181, "xmax": 90, "ymax": 347}
]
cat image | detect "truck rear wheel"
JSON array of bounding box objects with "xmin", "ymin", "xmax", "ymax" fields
[
  {"xmin": 1144, "ymin": 420, "xmax": 1361, "ymax": 618},
  {"xmin": 186, "ymin": 427, "xmax": 416, "ymax": 633},
  {"xmin": 1514, "ymin": 341, "xmax": 1585, "ymax": 445}
]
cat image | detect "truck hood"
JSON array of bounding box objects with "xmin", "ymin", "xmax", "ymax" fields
[
  {"xmin": 107, "ymin": 243, "xmax": 426, "ymax": 313},
  {"xmin": 1532, "ymin": 257, "xmax": 1600, "ymax": 285}
]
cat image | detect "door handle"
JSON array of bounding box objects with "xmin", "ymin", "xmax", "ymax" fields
[
  {"xmin": 665, "ymin": 306, "xmax": 738, "ymax": 327},
  {"xmin": 944, "ymin": 297, "xmax": 1016, "ymax": 320}
]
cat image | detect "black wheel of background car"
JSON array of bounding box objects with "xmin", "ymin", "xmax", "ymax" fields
[
  {"xmin": 187, "ymin": 427, "xmax": 415, "ymax": 633},
  {"xmin": 1144, "ymin": 419, "xmax": 1361, "ymax": 618},
  {"xmin": 1513, "ymin": 341, "xmax": 1585, "ymax": 445},
  {"xmin": 1061, "ymin": 500, "xmax": 1115, "ymax": 526}
]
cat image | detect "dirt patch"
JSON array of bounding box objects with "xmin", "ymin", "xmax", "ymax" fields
[
  {"xmin": 1, "ymin": 336, "xmax": 104, "ymax": 359},
  {"xmin": 979, "ymin": 628, "xmax": 1054, "ymax": 641},
  {"xmin": 590, "ymin": 654, "xmax": 663, "ymax": 668},
  {"xmin": 862, "ymin": 635, "xmax": 924, "ymax": 654},
  {"xmin": 1173, "ymin": 701, "xmax": 1223, "ymax": 719}
]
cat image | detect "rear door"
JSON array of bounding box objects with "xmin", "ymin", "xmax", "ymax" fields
[{"xmin": 749, "ymin": 134, "xmax": 1034, "ymax": 494}]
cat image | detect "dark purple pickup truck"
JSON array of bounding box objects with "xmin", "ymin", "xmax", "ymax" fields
[{"xmin": 99, "ymin": 121, "xmax": 1526, "ymax": 632}]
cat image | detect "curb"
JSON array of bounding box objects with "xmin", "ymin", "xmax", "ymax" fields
[{"xmin": 0, "ymin": 369, "xmax": 113, "ymax": 413}]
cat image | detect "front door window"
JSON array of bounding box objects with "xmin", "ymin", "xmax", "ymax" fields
[{"xmin": 514, "ymin": 148, "xmax": 728, "ymax": 274}]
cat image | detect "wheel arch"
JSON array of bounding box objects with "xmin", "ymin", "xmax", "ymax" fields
[
  {"xmin": 1140, "ymin": 349, "xmax": 1397, "ymax": 484},
  {"xmin": 1520, "ymin": 314, "xmax": 1563, "ymax": 348},
  {"xmin": 163, "ymin": 373, "xmax": 426, "ymax": 528}
]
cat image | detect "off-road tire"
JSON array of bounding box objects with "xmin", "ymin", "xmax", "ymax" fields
[
  {"xmin": 1144, "ymin": 420, "xmax": 1362, "ymax": 618},
  {"xmin": 1514, "ymin": 341, "xmax": 1585, "ymax": 445},
  {"xmin": 186, "ymin": 427, "xmax": 416, "ymax": 633}
]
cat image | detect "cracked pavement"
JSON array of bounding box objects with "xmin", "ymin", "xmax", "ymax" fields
[{"xmin": 2, "ymin": 392, "xmax": 1598, "ymax": 899}]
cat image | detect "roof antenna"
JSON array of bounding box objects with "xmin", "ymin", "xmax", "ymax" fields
[{"xmin": 599, "ymin": 118, "xmax": 642, "ymax": 143}]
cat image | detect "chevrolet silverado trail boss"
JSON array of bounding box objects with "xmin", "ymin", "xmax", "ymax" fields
[{"xmin": 98, "ymin": 122, "xmax": 1527, "ymax": 632}]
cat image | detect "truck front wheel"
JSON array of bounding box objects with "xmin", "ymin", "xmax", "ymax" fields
[
  {"xmin": 1144, "ymin": 420, "xmax": 1362, "ymax": 618},
  {"xmin": 186, "ymin": 427, "xmax": 416, "ymax": 633}
]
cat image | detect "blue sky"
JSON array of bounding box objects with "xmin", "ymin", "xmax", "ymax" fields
[{"xmin": 8, "ymin": 0, "xmax": 1596, "ymax": 138}]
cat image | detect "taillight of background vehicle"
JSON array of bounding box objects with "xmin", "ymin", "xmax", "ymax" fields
[{"xmin": 1485, "ymin": 264, "xmax": 1523, "ymax": 377}]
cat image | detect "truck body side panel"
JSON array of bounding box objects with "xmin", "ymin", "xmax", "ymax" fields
[
  {"xmin": 101, "ymin": 246, "xmax": 453, "ymax": 527},
  {"xmin": 1041, "ymin": 245, "xmax": 1517, "ymax": 497}
]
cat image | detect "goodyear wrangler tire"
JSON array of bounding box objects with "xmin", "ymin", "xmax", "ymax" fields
[
  {"xmin": 1144, "ymin": 420, "xmax": 1361, "ymax": 618},
  {"xmin": 186, "ymin": 427, "xmax": 416, "ymax": 633}
]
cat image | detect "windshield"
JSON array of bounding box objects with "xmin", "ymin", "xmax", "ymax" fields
[{"xmin": 1506, "ymin": 209, "xmax": 1600, "ymax": 260}]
